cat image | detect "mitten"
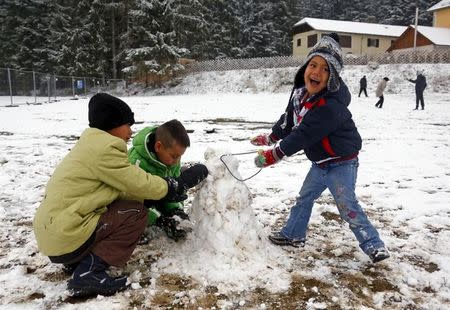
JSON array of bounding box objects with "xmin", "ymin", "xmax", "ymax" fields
[
  {"xmin": 163, "ymin": 177, "xmax": 188, "ymax": 202},
  {"xmin": 250, "ymin": 133, "xmax": 277, "ymax": 146},
  {"xmin": 163, "ymin": 164, "xmax": 208, "ymax": 202},
  {"xmin": 167, "ymin": 208, "xmax": 190, "ymax": 221},
  {"xmin": 254, "ymin": 147, "xmax": 284, "ymax": 168},
  {"xmin": 178, "ymin": 163, "xmax": 209, "ymax": 190}
]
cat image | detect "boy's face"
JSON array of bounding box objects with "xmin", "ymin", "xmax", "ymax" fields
[
  {"xmin": 107, "ymin": 124, "xmax": 132, "ymax": 142},
  {"xmin": 304, "ymin": 56, "xmax": 330, "ymax": 95},
  {"xmin": 155, "ymin": 141, "xmax": 186, "ymax": 167}
]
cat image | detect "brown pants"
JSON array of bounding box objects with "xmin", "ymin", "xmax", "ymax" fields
[
  {"xmin": 49, "ymin": 200, "xmax": 147, "ymax": 266},
  {"xmin": 91, "ymin": 200, "xmax": 147, "ymax": 266}
]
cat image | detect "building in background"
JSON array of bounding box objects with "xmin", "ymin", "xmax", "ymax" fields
[
  {"xmin": 292, "ymin": 18, "xmax": 406, "ymax": 57},
  {"xmin": 427, "ymin": 0, "xmax": 450, "ymax": 28},
  {"xmin": 388, "ymin": 25, "xmax": 450, "ymax": 52},
  {"xmin": 388, "ymin": 1, "xmax": 450, "ymax": 52}
]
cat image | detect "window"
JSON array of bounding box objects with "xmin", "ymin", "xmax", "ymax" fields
[
  {"xmin": 297, "ymin": 38, "xmax": 301, "ymax": 47},
  {"xmin": 307, "ymin": 34, "xmax": 317, "ymax": 47},
  {"xmin": 368, "ymin": 38, "xmax": 379, "ymax": 47},
  {"xmin": 340, "ymin": 35, "xmax": 352, "ymax": 48}
]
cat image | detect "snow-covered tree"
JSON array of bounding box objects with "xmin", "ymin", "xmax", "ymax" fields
[
  {"xmin": 123, "ymin": 0, "xmax": 187, "ymax": 86},
  {"xmin": 170, "ymin": 0, "xmax": 209, "ymax": 59},
  {"xmin": 0, "ymin": 0, "xmax": 53, "ymax": 71},
  {"xmin": 50, "ymin": 0, "xmax": 108, "ymax": 76}
]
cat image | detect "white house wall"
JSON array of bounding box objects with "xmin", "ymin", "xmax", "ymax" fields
[{"xmin": 293, "ymin": 30, "xmax": 397, "ymax": 57}]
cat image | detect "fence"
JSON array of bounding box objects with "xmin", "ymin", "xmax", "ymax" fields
[
  {"xmin": 2, "ymin": 49, "xmax": 449, "ymax": 106},
  {"xmin": 0, "ymin": 68, "xmax": 126, "ymax": 107},
  {"xmin": 184, "ymin": 49, "xmax": 450, "ymax": 73}
]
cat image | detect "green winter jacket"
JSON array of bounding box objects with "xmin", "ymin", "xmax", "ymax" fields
[
  {"xmin": 33, "ymin": 128, "xmax": 168, "ymax": 257},
  {"xmin": 128, "ymin": 126, "xmax": 182, "ymax": 225}
]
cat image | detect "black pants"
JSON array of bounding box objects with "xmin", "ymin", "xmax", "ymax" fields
[
  {"xmin": 358, "ymin": 87, "xmax": 368, "ymax": 97},
  {"xmin": 415, "ymin": 92, "xmax": 424, "ymax": 110},
  {"xmin": 375, "ymin": 95, "xmax": 384, "ymax": 108}
]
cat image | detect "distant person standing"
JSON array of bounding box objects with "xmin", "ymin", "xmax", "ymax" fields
[
  {"xmin": 358, "ymin": 75, "xmax": 368, "ymax": 97},
  {"xmin": 375, "ymin": 77, "xmax": 389, "ymax": 108},
  {"xmin": 408, "ymin": 71, "xmax": 427, "ymax": 110}
]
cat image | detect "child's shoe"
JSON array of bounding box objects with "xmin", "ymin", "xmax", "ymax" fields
[
  {"xmin": 67, "ymin": 253, "xmax": 128, "ymax": 297},
  {"xmin": 369, "ymin": 247, "xmax": 390, "ymax": 263},
  {"xmin": 268, "ymin": 232, "xmax": 305, "ymax": 248}
]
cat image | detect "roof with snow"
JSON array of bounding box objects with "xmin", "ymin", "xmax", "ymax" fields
[
  {"xmin": 414, "ymin": 25, "xmax": 450, "ymax": 45},
  {"xmin": 293, "ymin": 17, "xmax": 407, "ymax": 37},
  {"xmin": 427, "ymin": 0, "xmax": 450, "ymax": 12}
]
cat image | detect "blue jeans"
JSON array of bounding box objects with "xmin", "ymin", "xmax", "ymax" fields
[{"xmin": 281, "ymin": 158, "xmax": 385, "ymax": 255}]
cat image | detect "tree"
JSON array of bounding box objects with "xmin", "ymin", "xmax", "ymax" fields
[{"xmin": 123, "ymin": 0, "xmax": 187, "ymax": 86}]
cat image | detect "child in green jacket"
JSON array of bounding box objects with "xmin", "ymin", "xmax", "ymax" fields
[{"xmin": 129, "ymin": 119, "xmax": 207, "ymax": 241}]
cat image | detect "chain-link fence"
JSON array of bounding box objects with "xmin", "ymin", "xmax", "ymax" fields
[
  {"xmin": 0, "ymin": 68, "xmax": 126, "ymax": 107},
  {"xmin": 184, "ymin": 49, "xmax": 450, "ymax": 73}
]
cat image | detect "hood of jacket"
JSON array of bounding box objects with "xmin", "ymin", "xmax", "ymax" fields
[
  {"xmin": 292, "ymin": 68, "xmax": 351, "ymax": 108},
  {"xmin": 128, "ymin": 126, "xmax": 181, "ymax": 178}
]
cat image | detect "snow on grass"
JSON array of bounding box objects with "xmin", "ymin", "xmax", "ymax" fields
[{"xmin": 0, "ymin": 63, "xmax": 449, "ymax": 309}]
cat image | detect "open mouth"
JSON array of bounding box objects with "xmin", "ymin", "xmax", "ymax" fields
[{"xmin": 310, "ymin": 78, "xmax": 321, "ymax": 86}]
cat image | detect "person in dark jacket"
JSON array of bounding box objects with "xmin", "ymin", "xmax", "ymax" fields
[
  {"xmin": 408, "ymin": 72, "xmax": 427, "ymax": 110},
  {"xmin": 358, "ymin": 75, "xmax": 368, "ymax": 97},
  {"xmin": 250, "ymin": 33, "xmax": 389, "ymax": 263}
]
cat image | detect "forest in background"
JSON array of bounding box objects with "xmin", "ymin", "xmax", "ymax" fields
[{"xmin": 0, "ymin": 0, "xmax": 437, "ymax": 80}]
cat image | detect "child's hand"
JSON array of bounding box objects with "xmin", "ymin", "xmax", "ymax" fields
[
  {"xmin": 250, "ymin": 134, "xmax": 274, "ymax": 146},
  {"xmin": 164, "ymin": 177, "xmax": 188, "ymax": 202},
  {"xmin": 254, "ymin": 148, "xmax": 283, "ymax": 168},
  {"xmin": 163, "ymin": 164, "xmax": 208, "ymax": 202},
  {"xmin": 156, "ymin": 215, "xmax": 187, "ymax": 241},
  {"xmin": 179, "ymin": 163, "xmax": 209, "ymax": 190}
]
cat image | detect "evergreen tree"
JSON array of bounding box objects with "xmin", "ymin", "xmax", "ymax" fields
[
  {"xmin": 52, "ymin": 0, "xmax": 108, "ymax": 76},
  {"xmin": 200, "ymin": 0, "xmax": 241, "ymax": 59},
  {"xmin": 0, "ymin": 0, "xmax": 51, "ymax": 71},
  {"xmin": 170, "ymin": 0, "xmax": 209, "ymax": 59},
  {"xmin": 0, "ymin": 0, "xmax": 438, "ymax": 76},
  {"xmin": 123, "ymin": 0, "xmax": 187, "ymax": 85}
]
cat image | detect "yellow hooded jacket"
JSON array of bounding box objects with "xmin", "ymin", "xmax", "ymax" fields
[{"xmin": 33, "ymin": 128, "xmax": 168, "ymax": 256}]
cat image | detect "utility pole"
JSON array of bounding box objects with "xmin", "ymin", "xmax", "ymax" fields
[
  {"xmin": 111, "ymin": 7, "xmax": 117, "ymax": 79},
  {"xmin": 413, "ymin": 6, "xmax": 419, "ymax": 50}
]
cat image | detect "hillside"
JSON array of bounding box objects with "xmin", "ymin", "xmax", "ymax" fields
[{"xmin": 135, "ymin": 63, "xmax": 450, "ymax": 96}]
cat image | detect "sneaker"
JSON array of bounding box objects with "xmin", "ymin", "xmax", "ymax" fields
[
  {"xmin": 268, "ymin": 233, "xmax": 305, "ymax": 248},
  {"xmin": 369, "ymin": 247, "xmax": 390, "ymax": 263},
  {"xmin": 67, "ymin": 253, "xmax": 128, "ymax": 297}
]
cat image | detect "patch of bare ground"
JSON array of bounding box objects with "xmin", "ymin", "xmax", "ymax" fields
[
  {"xmin": 321, "ymin": 211, "xmax": 342, "ymax": 222},
  {"xmin": 402, "ymin": 255, "xmax": 440, "ymax": 273},
  {"xmin": 248, "ymin": 275, "xmax": 339, "ymax": 309},
  {"xmin": 333, "ymin": 269, "xmax": 399, "ymax": 307}
]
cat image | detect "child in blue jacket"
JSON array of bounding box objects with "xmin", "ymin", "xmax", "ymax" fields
[{"xmin": 252, "ymin": 33, "xmax": 389, "ymax": 263}]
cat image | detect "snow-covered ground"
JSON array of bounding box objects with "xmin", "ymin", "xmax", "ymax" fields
[{"xmin": 0, "ymin": 63, "xmax": 449, "ymax": 309}]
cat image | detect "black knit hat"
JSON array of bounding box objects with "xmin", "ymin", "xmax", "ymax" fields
[{"xmin": 88, "ymin": 93, "xmax": 135, "ymax": 131}]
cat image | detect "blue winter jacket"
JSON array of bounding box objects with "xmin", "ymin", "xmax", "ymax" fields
[{"xmin": 272, "ymin": 78, "xmax": 362, "ymax": 162}]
